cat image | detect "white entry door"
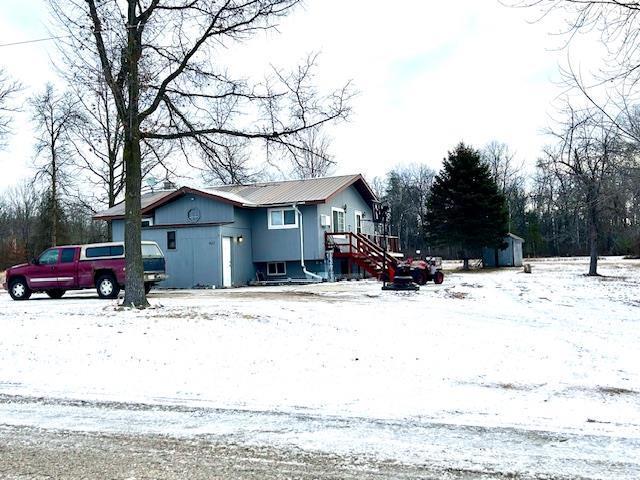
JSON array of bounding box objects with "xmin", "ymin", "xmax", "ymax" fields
[{"xmin": 222, "ymin": 236, "xmax": 232, "ymax": 287}]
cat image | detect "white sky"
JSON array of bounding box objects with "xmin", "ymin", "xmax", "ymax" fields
[{"xmin": 0, "ymin": 0, "xmax": 594, "ymax": 191}]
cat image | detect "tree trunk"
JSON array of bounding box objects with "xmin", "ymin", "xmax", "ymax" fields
[
  {"xmin": 51, "ymin": 142, "xmax": 57, "ymax": 247},
  {"xmin": 51, "ymin": 180, "xmax": 57, "ymax": 247},
  {"xmin": 122, "ymin": 137, "xmax": 147, "ymax": 306},
  {"xmin": 588, "ymin": 204, "xmax": 599, "ymax": 276},
  {"xmin": 463, "ymin": 258, "xmax": 469, "ymax": 270},
  {"xmin": 121, "ymin": 0, "xmax": 147, "ymax": 308},
  {"xmin": 107, "ymin": 173, "xmax": 116, "ymax": 241}
]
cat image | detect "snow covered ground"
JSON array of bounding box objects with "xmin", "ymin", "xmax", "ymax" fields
[{"xmin": 1, "ymin": 257, "xmax": 639, "ymax": 478}]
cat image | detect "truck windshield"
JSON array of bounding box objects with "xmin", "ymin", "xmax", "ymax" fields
[{"xmin": 142, "ymin": 244, "xmax": 163, "ymax": 258}]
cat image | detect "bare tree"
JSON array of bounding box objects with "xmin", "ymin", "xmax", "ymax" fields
[
  {"xmin": 0, "ymin": 181, "xmax": 41, "ymax": 267},
  {"xmin": 543, "ymin": 103, "xmax": 623, "ymax": 275},
  {"xmin": 58, "ymin": 58, "xmax": 174, "ymax": 216},
  {"xmin": 30, "ymin": 83, "xmax": 80, "ymax": 247},
  {"xmin": 67, "ymin": 79, "xmax": 125, "ymax": 214},
  {"xmin": 50, "ymin": 0, "xmax": 352, "ymax": 307},
  {"xmin": 481, "ymin": 141, "xmax": 527, "ymax": 231},
  {"xmin": 287, "ymin": 126, "xmax": 335, "ymax": 179},
  {"xmin": 0, "ymin": 68, "xmax": 22, "ymax": 150},
  {"xmin": 510, "ymin": 1, "xmax": 640, "ymax": 142},
  {"xmin": 382, "ymin": 163, "xmax": 435, "ymax": 254},
  {"xmin": 512, "ymin": 1, "xmax": 640, "ymax": 79},
  {"xmin": 507, "ymin": 0, "xmax": 640, "ymax": 261},
  {"xmin": 200, "ymin": 137, "xmax": 257, "ymax": 185},
  {"xmin": 482, "ymin": 142, "xmax": 522, "ymax": 193}
]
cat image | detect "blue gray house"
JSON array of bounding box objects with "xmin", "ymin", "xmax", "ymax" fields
[{"xmin": 94, "ymin": 174, "xmax": 381, "ymax": 288}]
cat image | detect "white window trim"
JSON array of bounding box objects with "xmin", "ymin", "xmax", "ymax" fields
[
  {"xmin": 354, "ymin": 210, "xmax": 363, "ymax": 234},
  {"xmin": 331, "ymin": 207, "xmax": 346, "ymax": 234},
  {"xmin": 141, "ymin": 216, "xmax": 154, "ymax": 227},
  {"xmin": 267, "ymin": 262, "xmax": 287, "ymax": 276},
  {"xmin": 267, "ymin": 207, "xmax": 299, "ymax": 230}
]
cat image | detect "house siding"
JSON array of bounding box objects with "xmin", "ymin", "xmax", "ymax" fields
[
  {"xmin": 154, "ymin": 193, "xmax": 235, "ymax": 225},
  {"xmin": 250, "ymin": 204, "xmax": 319, "ymax": 262},
  {"xmin": 112, "ymin": 222, "xmax": 223, "ymax": 288},
  {"xmin": 110, "ymin": 204, "xmax": 256, "ymax": 288},
  {"xmin": 317, "ymin": 186, "xmax": 374, "ymax": 255}
]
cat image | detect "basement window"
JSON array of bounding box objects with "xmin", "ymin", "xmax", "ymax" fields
[
  {"xmin": 267, "ymin": 262, "xmax": 286, "ymax": 276},
  {"xmin": 268, "ymin": 208, "xmax": 298, "ymax": 229}
]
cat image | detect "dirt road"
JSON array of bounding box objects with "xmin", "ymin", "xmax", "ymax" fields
[
  {"xmin": 0, "ymin": 424, "xmax": 596, "ymax": 480},
  {"xmin": 1, "ymin": 394, "xmax": 638, "ymax": 479}
]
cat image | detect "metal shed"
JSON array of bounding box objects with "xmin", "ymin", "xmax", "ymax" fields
[{"xmin": 482, "ymin": 233, "xmax": 524, "ymax": 268}]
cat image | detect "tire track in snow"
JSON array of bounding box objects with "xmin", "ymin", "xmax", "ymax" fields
[{"xmin": 0, "ymin": 393, "xmax": 638, "ymax": 479}]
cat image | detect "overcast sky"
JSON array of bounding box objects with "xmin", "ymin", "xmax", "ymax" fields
[{"xmin": 0, "ymin": 0, "xmax": 583, "ymax": 191}]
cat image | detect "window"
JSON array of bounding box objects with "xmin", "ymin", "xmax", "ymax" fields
[
  {"xmin": 332, "ymin": 207, "xmax": 346, "ymax": 233},
  {"xmin": 267, "ymin": 262, "xmax": 286, "ymax": 276},
  {"xmin": 167, "ymin": 231, "xmax": 176, "ymax": 250},
  {"xmin": 85, "ymin": 245, "xmax": 124, "ymax": 258},
  {"xmin": 355, "ymin": 211, "xmax": 363, "ymax": 234},
  {"xmin": 141, "ymin": 217, "xmax": 154, "ymax": 228},
  {"xmin": 38, "ymin": 249, "xmax": 59, "ymax": 265},
  {"xmin": 268, "ymin": 208, "xmax": 298, "ymax": 229},
  {"xmin": 61, "ymin": 248, "xmax": 76, "ymax": 263},
  {"xmin": 142, "ymin": 243, "xmax": 163, "ymax": 258}
]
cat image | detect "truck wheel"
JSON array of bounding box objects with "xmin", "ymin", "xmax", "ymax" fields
[
  {"xmin": 9, "ymin": 278, "xmax": 31, "ymax": 301},
  {"xmin": 144, "ymin": 283, "xmax": 152, "ymax": 295},
  {"xmin": 46, "ymin": 289, "xmax": 66, "ymax": 299},
  {"xmin": 434, "ymin": 271, "xmax": 444, "ymax": 284},
  {"xmin": 96, "ymin": 274, "xmax": 120, "ymax": 299}
]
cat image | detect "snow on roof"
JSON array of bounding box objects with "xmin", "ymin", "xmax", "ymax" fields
[{"xmin": 200, "ymin": 188, "xmax": 255, "ymax": 206}]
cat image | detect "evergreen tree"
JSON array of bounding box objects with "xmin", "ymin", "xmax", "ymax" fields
[{"xmin": 426, "ymin": 142, "xmax": 509, "ymax": 269}]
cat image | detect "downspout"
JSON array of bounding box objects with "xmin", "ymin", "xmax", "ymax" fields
[{"xmin": 293, "ymin": 204, "xmax": 322, "ymax": 281}]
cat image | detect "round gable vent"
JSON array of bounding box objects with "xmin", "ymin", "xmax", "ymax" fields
[{"xmin": 187, "ymin": 207, "xmax": 201, "ymax": 223}]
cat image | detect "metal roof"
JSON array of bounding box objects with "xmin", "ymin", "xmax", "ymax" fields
[
  {"xmin": 93, "ymin": 190, "xmax": 175, "ymax": 219},
  {"xmin": 211, "ymin": 174, "xmax": 372, "ymax": 206},
  {"xmin": 507, "ymin": 232, "xmax": 525, "ymax": 242},
  {"xmin": 93, "ymin": 174, "xmax": 376, "ymax": 220}
]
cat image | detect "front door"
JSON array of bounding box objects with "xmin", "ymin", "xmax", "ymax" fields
[
  {"xmin": 29, "ymin": 248, "xmax": 60, "ymax": 289},
  {"xmin": 355, "ymin": 211, "xmax": 363, "ymax": 234},
  {"xmin": 222, "ymin": 236, "xmax": 232, "ymax": 288}
]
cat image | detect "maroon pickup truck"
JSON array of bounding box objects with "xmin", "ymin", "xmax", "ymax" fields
[{"xmin": 3, "ymin": 241, "xmax": 167, "ymax": 300}]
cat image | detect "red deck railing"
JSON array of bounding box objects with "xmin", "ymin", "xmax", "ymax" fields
[{"xmin": 325, "ymin": 232, "xmax": 398, "ymax": 280}]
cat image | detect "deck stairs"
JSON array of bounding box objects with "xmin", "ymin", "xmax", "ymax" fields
[{"xmin": 325, "ymin": 232, "xmax": 397, "ymax": 280}]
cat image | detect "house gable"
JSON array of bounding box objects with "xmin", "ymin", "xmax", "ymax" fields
[{"xmin": 153, "ymin": 192, "xmax": 236, "ymax": 226}]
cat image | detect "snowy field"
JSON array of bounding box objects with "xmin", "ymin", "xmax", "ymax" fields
[{"xmin": 1, "ymin": 257, "xmax": 639, "ymax": 478}]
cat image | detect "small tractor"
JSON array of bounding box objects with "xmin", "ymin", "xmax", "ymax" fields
[
  {"xmin": 381, "ymin": 256, "xmax": 444, "ymax": 291},
  {"xmin": 409, "ymin": 257, "xmax": 444, "ymax": 285}
]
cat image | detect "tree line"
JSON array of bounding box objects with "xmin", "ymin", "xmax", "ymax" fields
[{"xmin": 375, "ymin": 125, "xmax": 640, "ymax": 273}]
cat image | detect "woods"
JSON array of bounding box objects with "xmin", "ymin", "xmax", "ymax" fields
[{"xmin": 374, "ymin": 129, "xmax": 640, "ymax": 270}]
